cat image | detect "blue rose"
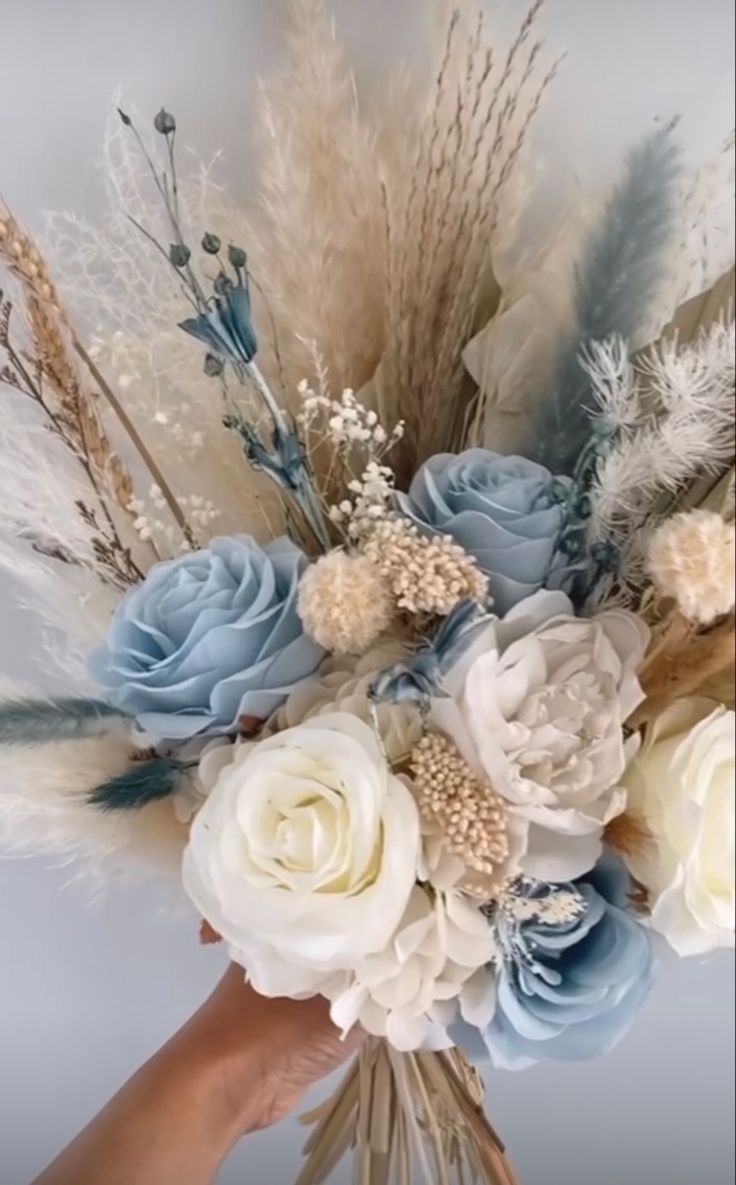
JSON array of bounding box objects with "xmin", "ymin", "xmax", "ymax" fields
[
  {"xmin": 397, "ymin": 449, "xmax": 571, "ymax": 615},
  {"xmin": 453, "ymin": 858, "xmax": 654, "ymax": 1070},
  {"xmin": 90, "ymin": 536, "xmax": 324, "ymax": 742}
]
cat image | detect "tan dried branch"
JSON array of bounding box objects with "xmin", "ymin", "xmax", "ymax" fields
[{"xmin": 633, "ymin": 611, "xmax": 735, "ymax": 724}]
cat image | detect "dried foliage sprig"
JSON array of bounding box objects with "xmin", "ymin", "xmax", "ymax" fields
[
  {"xmin": 632, "ymin": 612, "xmax": 735, "ymax": 725},
  {"xmin": 0, "ymin": 291, "xmax": 142, "ymax": 586}
]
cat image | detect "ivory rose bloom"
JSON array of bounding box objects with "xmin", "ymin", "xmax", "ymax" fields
[
  {"xmin": 183, "ymin": 713, "xmax": 421, "ymax": 997},
  {"xmin": 622, "ymin": 698, "xmax": 735, "ymax": 957},
  {"xmin": 433, "ymin": 590, "xmax": 649, "ymax": 881}
]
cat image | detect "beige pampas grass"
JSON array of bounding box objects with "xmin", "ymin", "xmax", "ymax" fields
[
  {"xmin": 245, "ymin": 0, "xmax": 388, "ymax": 399},
  {"xmin": 0, "ymin": 728, "xmax": 187, "ymax": 891}
]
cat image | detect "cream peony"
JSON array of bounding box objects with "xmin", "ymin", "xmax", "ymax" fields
[
  {"xmin": 183, "ymin": 713, "xmax": 421, "ymax": 997},
  {"xmin": 272, "ymin": 640, "xmax": 422, "ymax": 764},
  {"xmin": 328, "ymin": 883, "xmax": 496, "ymax": 1052},
  {"xmin": 622, "ymin": 698, "xmax": 735, "ymax": 957},
  {"xmin": 433, "ymin": 590, "xmax": 649, "ymax": 881}
]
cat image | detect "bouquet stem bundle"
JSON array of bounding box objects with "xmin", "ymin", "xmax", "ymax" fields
[{"xmin": 298, "ymin": 1043, "xmax": 520, "ymax": 1185}]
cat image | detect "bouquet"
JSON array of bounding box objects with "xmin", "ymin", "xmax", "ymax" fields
[{"xmin": 1, "ymin": 3, "xmax": 734, "ymax": 1182}]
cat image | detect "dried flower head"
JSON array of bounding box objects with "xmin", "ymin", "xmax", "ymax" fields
[
  {"xmin": 297, "ymin": 551, "xmax": 393, "ymax": 655},
  {"xmin": 362, "ymin": 518, "xmax": 490, "ymax": 617},
  {"xmin": 648, "ymin": 510, "xmax": 736, "ymax": 625},
  {"xmin": 410, "ymin": 733, "xmax": 509, "ymax": 881}
]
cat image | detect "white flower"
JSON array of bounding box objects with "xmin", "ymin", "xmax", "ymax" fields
[
  {"xmin": 183, "ymin": 713, "xmax": 421, "ymax": 997},
  {"xmin": 433, "ymin": 590, "xmax": 649, "ymax": 881},
  {"xmin": 622, "ymin": 697, "xmax": 735, "ymax": 956},
  {"xmin": 271, "ymin": 639, "xmax": 422, "ymax": 765},
  {"xmin": 328, "ymin": 879, "xmax": 496, "ymax": 1052}
]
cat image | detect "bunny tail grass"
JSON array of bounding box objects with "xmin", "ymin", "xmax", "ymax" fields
[
  {"xmin": 0, "ymin": 698, "xmax": 128, "ymax": 745},
  {"xmin": 90, "ymin": 757, "xmax": 194, "ymax": 812}
]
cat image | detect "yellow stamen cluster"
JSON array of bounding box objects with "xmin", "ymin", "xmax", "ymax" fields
[
  {"xmin": 361, "ymin": 518, "xmax": 490, "ymax": 617},
  {"xmin": 410, "ymin": 733, "xmax": 509, "ymax": 877}
]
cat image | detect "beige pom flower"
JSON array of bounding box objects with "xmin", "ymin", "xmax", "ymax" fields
[
  {"xmin": 648, "ymin": 510, "xmax": 736, "ymax": 625},
  {"xmin": 297, "ymin": 551, "xmax": 393, "ymax": 655}
]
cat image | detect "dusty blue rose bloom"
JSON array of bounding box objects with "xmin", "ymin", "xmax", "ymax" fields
[
  {"xmin": 397, "ymin": 449, "xmax": 572, "ymax": 615},
  {"xmin": 453, "ymin": 858, "xmax": 654, "ymax": 1070},
  {"xmin": 90, "ymin": 536, "xmax": 323, "ymax": 742}
]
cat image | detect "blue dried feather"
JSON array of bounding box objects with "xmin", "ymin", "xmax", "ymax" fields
[
  {"xmin": 0, "ymin": 698, "xmax": 127, "ymax": 745},
  {"xmin": 90, "ymin": 757, "xmax": 192, "ymax": 812},
  {"xmin": 526, "ymin": 126, "xmax": 681, "ymax": 475}
]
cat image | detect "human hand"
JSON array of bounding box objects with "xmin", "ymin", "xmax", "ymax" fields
[{"xmin": 183, "ymin": 963, "xmax": 362, "ymax": 1135}]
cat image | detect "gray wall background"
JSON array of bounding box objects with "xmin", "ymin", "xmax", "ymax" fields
[{"xmin": 0, "ymin": 2, "xmax": 734, "ymax": 1183}]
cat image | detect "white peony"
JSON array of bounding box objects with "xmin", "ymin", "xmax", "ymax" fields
[
  {"xmin": 433, "ymin": 590, "xmax": 649, "ymax": 881},
  {"xmin": 622, "ymin": 698, "xmax": 735, "ymax": 957},
  {"xmin": 183, "ymin": 713, "xmax": 421, "ymax": 997}
]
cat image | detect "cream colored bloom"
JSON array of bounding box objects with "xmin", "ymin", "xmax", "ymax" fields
[
  {"xmin": 647, "ymin": 510, "xmax": 736, "ymax": 624},
  {"xmin": 297, "ymin": 551, "xmax": 393, "ymax": 654},
  {"xmin": 183, "ymin": 713, "xmax": 420, "ymax": 997},
  {"xmin": 622, "ymin": 697, "xmax": 735, "ymax": 956},
  {"xmin": 433, "ymin": 590, "xmax": 649, "ymax": 882},
  {"xmin": 328, "ymin": 880, "xmax": 496, "ymax": 1052},
  {"xmin": 272, "ymin": 639, "xmax": 422, "ymax": 765}
]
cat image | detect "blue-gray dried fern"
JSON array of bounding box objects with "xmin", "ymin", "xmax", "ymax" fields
[
  {"xmin": 0, "ymin": 698, "xmax": 128, "ymax": 745},
  {"xmin": 525, "ymin": 126, "xmax": 681, "ymax": 476}
]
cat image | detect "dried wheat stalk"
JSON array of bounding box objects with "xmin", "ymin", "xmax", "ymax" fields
[
  {"xmin": 381, "ymin": 0, "xmax": 556, "ymax": 482},
  {"xmin": 0, "ymin": 206, "xmax": 193, "ymax": 549},
  {"xmin": 297, "ymin": 1040, "xmax": 520, "ymax": 1185}
]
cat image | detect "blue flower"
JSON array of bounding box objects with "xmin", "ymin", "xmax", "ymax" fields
[
  {"xmin": 90, "ymin": 536, "xmax": 324, "ymax": 742},
  {"xmin": 397, "ymin": 449, "xmax": 573, "ymax": 615},
  {"xmin": 453, "ymin": 858, "xmax": 654, "ymax": 1070},
  {"xmin": 369, "ymin": 600, "xmax": 490, "ymax": 706},
  {"xmin": 180, "ymin": 275, "xmax": 257, "ymax": 368}
]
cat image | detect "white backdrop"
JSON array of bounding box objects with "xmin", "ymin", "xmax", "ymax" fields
[{"xmin": 0, "ymin": 2, "xmax": 734, "ymax": 1184}]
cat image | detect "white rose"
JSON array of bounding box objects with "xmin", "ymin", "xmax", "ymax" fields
[
  {"xmin": 433, "ymin": 590, "xmax": 649, "ymax": 881},
  {"xmin": 183, "ymin": 713, "xmax": 421, "ymax": 997},
  {"xmin": 622, "ymin": 698, "xmax": 735, "ymax": 957}
]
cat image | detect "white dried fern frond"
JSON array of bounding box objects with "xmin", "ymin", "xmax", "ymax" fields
[{"xmin": 586, "ymin": 320, "xmax": 736, "ymax": 604}]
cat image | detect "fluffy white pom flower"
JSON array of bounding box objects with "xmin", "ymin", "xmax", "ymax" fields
[
  {"xmin": 647, "ymin": 509, "xmax": 736, "ymax": 624},
  {"xmin": 432, "ymin": 590, "xmax": 650, "ymax": 882},
  {"xmin": 622, "ymin": 697, "xmax": 735, "ymax": 956},
  {"xmin": 183, "ymin": 713, "xmax": 420, "ymax": 997},
  {"xmin": 297, "ymin": 551, "xmax": 393, "ymax": 655}
]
